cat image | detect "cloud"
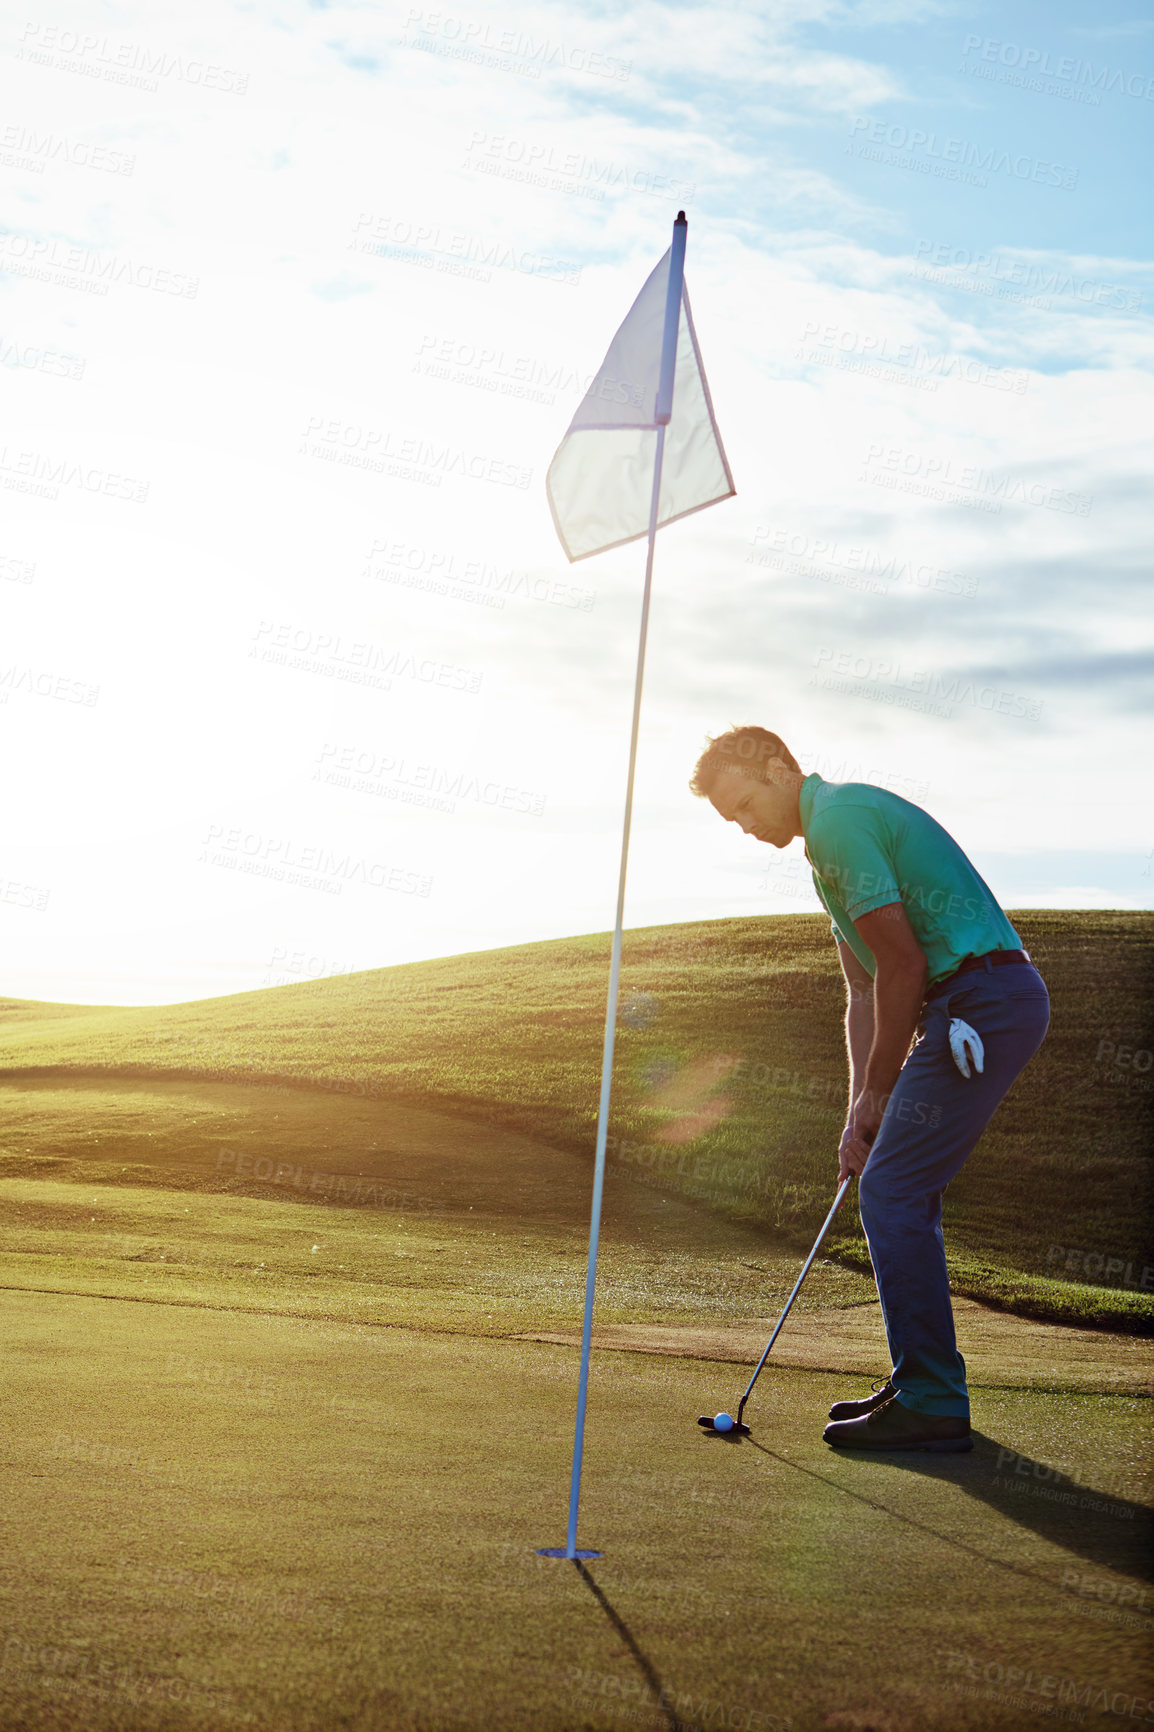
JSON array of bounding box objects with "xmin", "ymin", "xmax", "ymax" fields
[{"xmin": 2, "ymin": 0, "xmax": 1149, "ymax": 1001}]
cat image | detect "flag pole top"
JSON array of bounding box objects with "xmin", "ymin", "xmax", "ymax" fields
[{"xmin": 655, "ymin": 213, "xmax": 688, "ymax": 425}]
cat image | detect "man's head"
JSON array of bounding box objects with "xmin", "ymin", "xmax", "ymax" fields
[{"xmin": 689, "ymin": 726, "xmax": 805, "ymax": 849}]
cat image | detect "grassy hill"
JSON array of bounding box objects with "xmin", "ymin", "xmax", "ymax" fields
[{"xmin": 1, "ymin": 910, "xmax": 1150, "ymax": 1330}]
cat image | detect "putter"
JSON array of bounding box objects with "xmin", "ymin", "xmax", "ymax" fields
[{"xmin": 699, "ymin": 1174, "xmax": 855, "ymax": 1436}]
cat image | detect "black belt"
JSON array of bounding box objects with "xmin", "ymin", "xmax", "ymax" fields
[{"xmin": 926, "ymin": 948, "xmax": 1031, "ymax": 1000}]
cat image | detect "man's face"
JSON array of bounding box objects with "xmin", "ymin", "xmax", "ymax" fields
[{"xmin": 708, "ymin": 765, "xmax": 801, "ymax": 849}]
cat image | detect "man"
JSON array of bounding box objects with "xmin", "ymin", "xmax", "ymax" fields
[{"xmin": 690, "ymin": 725, "xmax": 1050, "ymax": 1452}]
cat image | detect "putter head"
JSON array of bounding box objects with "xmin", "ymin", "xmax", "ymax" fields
[{"xmin": 697, "ymin": 1414, "xmax": 751, "ymax": 1436}]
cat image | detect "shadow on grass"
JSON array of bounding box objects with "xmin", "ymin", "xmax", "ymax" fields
[
  {"xmin": 573, "ymin": 1560, "xmax": 689, "ymax": 1732},
  {"xmin": 744, "ymin": 1433, "xmax": 1153, "ymax": 1586}
]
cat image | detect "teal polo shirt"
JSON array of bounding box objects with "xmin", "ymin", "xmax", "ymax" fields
[{"xmin": 799, "ymin": 775, "xmax": 1021, "ymax": 986}]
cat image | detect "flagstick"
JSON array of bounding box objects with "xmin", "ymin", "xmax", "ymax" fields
[{"xmin": 540, "ymin": 213, "xmax": 688, "ymax": 1564}]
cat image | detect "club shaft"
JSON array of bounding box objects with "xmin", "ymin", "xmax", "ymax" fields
[{"xmin": 736, "ymin": 1176, "xmax": 853, "ymax": 1422}]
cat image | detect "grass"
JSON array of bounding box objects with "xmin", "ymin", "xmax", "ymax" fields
[
  {"xmin": 0, "ymin": 917, "xmax": 1150, "ymax": 1728},
  {"xmin": 2, "ymin": 1286, "xmax": 1150, "ymax": 1732},
  {"xmin": 0, "ymin": 911, "xmax": 1150, "ymax": 1329},
  {"xmin": 0, "ymin": 1075, "xmax": 878, "ymax": 1333}
]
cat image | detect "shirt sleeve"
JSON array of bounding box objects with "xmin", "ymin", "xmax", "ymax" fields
[{"xmin": 807, "ymin": 803, "xmax": 902, "ymax": 922}]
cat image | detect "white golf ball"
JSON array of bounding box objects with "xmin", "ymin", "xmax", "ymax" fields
[{"xmin": 713, "ymin": 1411, "xmax": 735, "ymax": 1432}]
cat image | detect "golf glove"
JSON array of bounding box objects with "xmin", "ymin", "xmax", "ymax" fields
[{"xmin": 949, "ymin": 1017, "xmax": 984, "ymax": 1079}]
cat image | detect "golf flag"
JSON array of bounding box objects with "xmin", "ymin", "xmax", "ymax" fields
[
  {"xmin": 537, "ymin": 216, "xmax": 736, "ymax": 1564},
  {"xmin": 546, "ymin": 246, "xmax": 735, "ymax": 563}
]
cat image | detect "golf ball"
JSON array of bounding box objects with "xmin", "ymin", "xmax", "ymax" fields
[{"xmin": 713, "ymin": 1412, "xmax": 735, "ymax": 1432}]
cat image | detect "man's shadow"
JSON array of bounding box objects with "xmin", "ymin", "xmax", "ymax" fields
[{"xmin": 739, "ymin": 1430, "xmax": 1153, "ymax": 1586}]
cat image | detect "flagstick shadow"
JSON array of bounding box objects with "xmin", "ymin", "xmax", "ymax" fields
[{"xmin": 572, "ymin": 1560, "xmax": 689, "ymax": 1732}]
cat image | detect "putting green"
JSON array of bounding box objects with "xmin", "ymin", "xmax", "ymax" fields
[
  {"xmin": 0, "ymin": 1287, "xmax": 1149, "ymax": 1732},
  {"xmin": 1, "ymin": 1072, "xmax": 1151, "ymax": 1728}
]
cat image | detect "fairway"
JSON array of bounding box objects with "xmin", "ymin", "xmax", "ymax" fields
[{"xmin": 3, "ymin": 912, "xmax": 1150, "ymax": 1332}]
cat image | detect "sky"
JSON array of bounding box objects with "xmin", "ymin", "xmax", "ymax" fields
[{"xmin": 2, "ymin": 0, "xmax": 1151, "ymax": 1005}]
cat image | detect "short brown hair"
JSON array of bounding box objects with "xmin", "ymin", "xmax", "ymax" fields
[{"xmin": 689, "ymin": 726, "xmax": 801, "ymax": 799}]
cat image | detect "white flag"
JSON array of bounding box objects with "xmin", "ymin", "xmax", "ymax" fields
[{"xmin": 546, "ymin": 248, "xmax": 735, "ymax": 563}]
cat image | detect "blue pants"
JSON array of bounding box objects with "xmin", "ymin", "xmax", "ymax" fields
[{"xmin": 857, "ymin": 959, "xmax": 1050, "ymax": 1418}]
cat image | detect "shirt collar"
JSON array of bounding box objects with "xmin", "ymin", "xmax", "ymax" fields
[{"xmin": 798, "ymin": 772, "xmax": 822, "ymax": 840}]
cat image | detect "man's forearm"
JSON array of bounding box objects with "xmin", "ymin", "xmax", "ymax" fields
[
  {"xmin": 845, "ymin": 989, "xmax": 874, "ymax": 1116},
  {"xmin": 862, "ymin": 960, "xmax": 928, "ymax": 1106}
]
